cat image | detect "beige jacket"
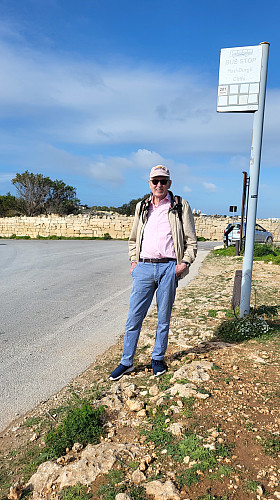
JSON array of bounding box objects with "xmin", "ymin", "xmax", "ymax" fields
[{"xmin": 128, "ymin": 191, "xmax": 197, "ymax": 279}]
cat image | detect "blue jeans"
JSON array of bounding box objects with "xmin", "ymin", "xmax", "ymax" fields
[{"xmin": 120, "ymin": 261, "xmax": 177, "ymax": 366}]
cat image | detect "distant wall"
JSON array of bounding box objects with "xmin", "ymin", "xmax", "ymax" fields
[{"xmin": 0, "ymin": 214, "xmax": 279, "ymax": 241}]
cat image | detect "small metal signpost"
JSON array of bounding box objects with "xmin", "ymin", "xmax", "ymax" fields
[
  {"xmin": 229, "ymin": 205, "xmax": 237, "ymax": 221},
  {"xmin": 217, "ymin": 43, "xmax": 270, "ymax": 317}
]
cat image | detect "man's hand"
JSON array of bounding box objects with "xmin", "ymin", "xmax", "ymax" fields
[
  {"xmin": 130, "ymin": 261, "xmax": 138, "ymax": 275},
  {"xmin": 175, "ymin": 262, "xmax": 187, "ymax": 277}
]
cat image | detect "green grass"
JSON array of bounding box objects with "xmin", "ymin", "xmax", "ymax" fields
[
  {"xmin": 44, "ymin": 403, "xmax": 105, "ymax": 459},
  {"xmin": 208, "ymin": 310, "xmax": 218, "ymax": 318},
  {"xmin": 142, "ymin": 405, "xmax": 233, "ymax": 489},
  {"xmin": 261, "ymin": 433, "xmax": 280, "ymax": 457},
  {"xmin": 213, "ymin": 243, "xmax": 280, "ymax": 265},
  {"xmin": 58, "ymin": 482, "xmax": 92, "ymax": 500},
  {"xmin": 97, "ymin": 470, "xmax": 126, "ymax": 499},
  {"xmin": 246, "ymin": 480, "xmax": 262, "ymax": 493}
]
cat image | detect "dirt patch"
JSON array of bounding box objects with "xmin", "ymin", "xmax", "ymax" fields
[{"xmin": 1, "ymin": 252, "xmax": 280, "ymax": 499}]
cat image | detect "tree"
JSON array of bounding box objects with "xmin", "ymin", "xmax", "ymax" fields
[
  {"xmin": 116, "ymin": 194, "xmax": 150, "ymax": 216},
  {"xmin": 46, "ymin": 179, "xmax": 80, "ymax": 215},
  {"xmin": 12, "ymin": 171, "xmax": 80, "ymax": 216},
  {"xmin": 12, "ymin": 171, "xmax": 52, "ymax": 216},
  {"xmin": 0, "ymin": 193, "xmax": 20, "ymax": 217}
]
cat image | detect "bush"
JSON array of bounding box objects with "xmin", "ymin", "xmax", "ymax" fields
[
  {"xmin": 215, "ymin": 313, "xmax": 270, "ymax": 342},
  {"xmin": 44, "ymin": 403, "xmax": 105, "ymax": 458},
  {"xmin": 253, "ymin": 243, "xmax": 276, "ymax": 257}
]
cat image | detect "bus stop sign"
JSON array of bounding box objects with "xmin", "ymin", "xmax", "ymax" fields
[{"xmin": 217, "ymin": 45, "xmax": 262, "ymax": 112}]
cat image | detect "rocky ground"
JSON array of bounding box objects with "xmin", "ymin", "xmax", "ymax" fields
[{"xmin": 1, "ymin": 250, "xmax": 280, "ymax": 500}]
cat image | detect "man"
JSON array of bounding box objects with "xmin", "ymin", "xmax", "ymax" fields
[{"xmin": 109, "ymin": 165, "xmax": 197, "ymax": 381}]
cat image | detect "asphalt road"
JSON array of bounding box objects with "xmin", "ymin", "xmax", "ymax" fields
[{"xmin": 0, "ymin": 239, "xmax": 219, "ymax": 432}]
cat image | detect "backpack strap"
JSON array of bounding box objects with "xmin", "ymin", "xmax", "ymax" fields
[
  {"xmin": 139, "ymin": 196, "xmax": 151, "ymax": 222},
  {"xmin": 174, "ymin": 195, "xmax": 183, "ymax": 225}
]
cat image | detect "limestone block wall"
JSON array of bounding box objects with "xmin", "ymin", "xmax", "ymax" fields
[{"xmin": 0, "ymin": 214, "xmax": 279, "ymax": 241}]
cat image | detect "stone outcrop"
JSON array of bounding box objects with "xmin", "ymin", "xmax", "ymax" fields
[{"xmin": 26, "ymin": 443, "xmax": 143, "ymax": 496}]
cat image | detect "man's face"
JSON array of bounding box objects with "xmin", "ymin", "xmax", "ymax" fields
[{"xmin": 148, "ymin": 176, "xmax": 171, "ymax": 202}]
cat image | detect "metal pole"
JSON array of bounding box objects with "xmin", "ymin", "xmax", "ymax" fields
[
  {"xmin": 240, "ymin": 42, "xmax": 269, "ymax": 317},
  {"xmin": 239, "ymin": 171, "xmax": 248, "ymax": 253}
]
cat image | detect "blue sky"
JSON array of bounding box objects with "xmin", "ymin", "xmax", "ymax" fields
[{"xmin": 0, "ymin": 0, "xmax": 279, "ymax": 217}]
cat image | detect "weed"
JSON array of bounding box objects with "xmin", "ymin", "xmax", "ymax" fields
[
  {"xmin": 245, "ymin": 480, "xmax": 260, "ymax": 493},
  {"xmin": 168, "ymin": 431, "xmax": 232, "ymax": 487},
  {"xmin": 157, "ymin": 373, "xmax": 173, "ymax": 391},
  {"xmin": 208, "ymin": 465, "xmax": 233, "ymax": 480},
  {"xmin": 97, "ymin": 470, "xmax": 125, "ymax": 499},
  {"xmin": 215, "ymin": 313, "xmax": 271, "ymax": 342},
  {"xmin": 182, "ymin": 396, "xmax": 196, "ymax": 418},
  {"xmin": 208, "ymin": 310, "xmax": 218, "ymax": 318},
  {"xmin": 261, "ymin": 433, "xmax": 280, "ymax": 457},
  {"xmin": 253, "ymin": 243, "xmax": 277, "ymax": 257},
  {"xmin": 176, "ymin": 378, "xmax": 191, "ymax": 385},
  {"xmin": 128, "ymin": 461, "xmax": 139, "ymax": 470},
  {"xmin": 90, "ymin": 382, "xmax": 103, "ymax": 401},
  {"xmin": 212, "ymin": 364, "xmax": 222, "ymax": 371},
  {"xmin": 24, "ymin": 417, "xmax": 41, "ymax": 428},
  {"xmin": 44, "ymin": 403, "xmax": 105, "ymax": 459},
  {"xmin": 129, "ymin": 485, "xmax": 147, "ymax": 499},
  {"xmin": 58, "ymin": 482, "xmax": 92, "ymax": 500}
]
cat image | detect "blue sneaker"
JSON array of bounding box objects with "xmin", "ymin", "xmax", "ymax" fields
[
  {"xmin": 109, "ymin": 363, "xmax": 135, "ymax": 381},
  {"xmin": 152, "ymin": 359, "xmax": 167, "ymax": 377}
]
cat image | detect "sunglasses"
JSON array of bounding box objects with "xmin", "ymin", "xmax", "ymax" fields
[{"xmin": 151, "ymin": 179, "xmax": 168, "ymax": 185}]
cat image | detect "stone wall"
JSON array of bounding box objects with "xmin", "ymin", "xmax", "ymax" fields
[{"xmin": 0, "ymin": 214, "xmax": 279, "ymax": 241}]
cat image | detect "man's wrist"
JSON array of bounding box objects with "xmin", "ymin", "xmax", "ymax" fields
[{"xmin": 182, "ymin": 261, "xmax": 190, "ymax": 267}]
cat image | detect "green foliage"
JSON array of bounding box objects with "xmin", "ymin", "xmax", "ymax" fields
[
  {"xmin": 157, "ymin": 373, "xmax": 173, "ymax": 391},
  {"xmin": 129, "ymin": 485, "xmax": 147, "ymax": 499},
  {"xmin": 44, "ymin": 403, "xmax": 105, "ymax": 459},
  {"xmin": 24, "ymin": 417, "xmax": 41, "ymax": 427},
  {"xmin": 176, "ymin": 433, "xmax": 232, "ymax": 487},
  {"xmin": 97, "ymin": 470, "xmax": 125, "ymax": 499},
  {"xmin": 0, "ymin": 192, "xmax": 20, "ymax": 216},
  {"xmin": 215, "ymin": 313, "xmax": 271, "ymax": 342},
  {"xmin": 261, "ymin": 433, "xmax": 280, "ymax": 457},
  {"xmin": 182, "ymin": 396, "xmax": 196, "ymax": 418},
  {"xmin": 246, "ymin": 480, "xmax": 262, "ymax": 493},
  {"xmin": 103, "ymin": 232, "xmax": 112, "ymax": 240},
  {"xmin": 143, "ymin": 406, "xmax": 173, "ymax": 447},
  {"xmin": 214, "ymin": 243, "xmax": 280, "ymax": 264},
  {"xmin": 12, "ymin": 171, "xmax": 80, "ymax": 216},
  {"xmin": 253, "ymin": 243, "xmax": 276, "ymax": 257},
  {"xmin": 213, "ymin": 246, "xmax": 235, "ymax": 257},
  {"xmin": 254, "ymin": 304, "xmax": 279, "ymax": 317},
  {"xmin": 208, "ymin": 309, "xmax": 218, "ymax": 318},
  {"xmin": 58, "ymin": 482, "xmax": 92, "ymax": 500},
  {"xmin": 116, "ymin": 194, "xmax": 150, "ymax": 216}
]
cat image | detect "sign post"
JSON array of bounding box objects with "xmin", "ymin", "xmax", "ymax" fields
[{"xmin": 217, "ymin": 42, "xmax": 269, "ymax": 317}]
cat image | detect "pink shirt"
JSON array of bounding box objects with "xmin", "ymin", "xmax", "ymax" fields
[{"xmin": 140, "ymin": 193, "xmax": 176, "ymax": 259}]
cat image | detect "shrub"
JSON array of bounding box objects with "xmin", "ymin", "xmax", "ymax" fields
[
  {"xmin": 253, "ymin": 243, "xmax": 276, "ymax": 257},
  {"xmin": 215, "ymin": 314, "xmax": 270, "ymax": 342},
  {"xmin": 103, "ymin": 233, "xmax": 112, "ymax": 240},
  {"xmin": 44, "ymin": 403, "xmax": 105, "ymax": 458}
]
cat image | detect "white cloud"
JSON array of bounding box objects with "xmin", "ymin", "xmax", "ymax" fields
[
  {"xmin": 0, "ymin": 172, "xmax": 16, "ymax": 183},
  {"xmin": 203, "ymin": 182, "xmax": 217, "ymax": 192},
  {"xmin": 130, "ymin": 149, "xmax": 165, "ymax": 169},
  {"xmin": 0, "ymin": 32, "xmax": 268, "ymax": 156},
  {"xmin": 183, "ymin": 185, "xmax": 192, "ymax": 192}
]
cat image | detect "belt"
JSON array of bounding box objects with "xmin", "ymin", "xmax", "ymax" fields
[{"xmin": 139, "ymin": 258, "xmax": 177, "ymax": 263}]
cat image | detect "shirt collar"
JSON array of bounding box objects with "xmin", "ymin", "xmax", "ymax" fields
[{"xmin": 151, "ymin": 191, "xmax": 171, "ymax": 206}]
